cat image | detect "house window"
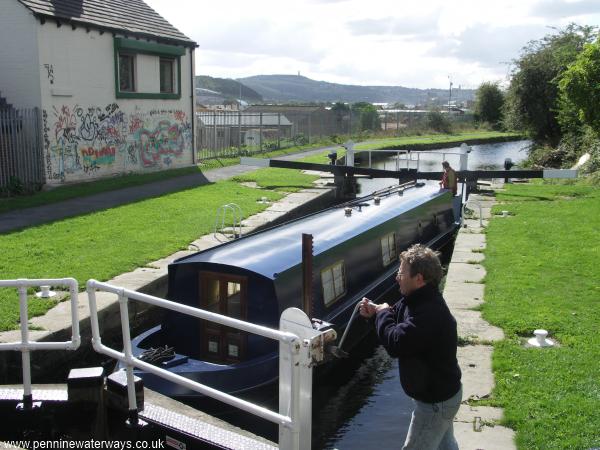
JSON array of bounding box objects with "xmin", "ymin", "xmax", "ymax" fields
[
  {"xmin": 160, "ymin": 58, "xmax": 175, "ymax": 93},
  {"xmin": 381, "ymin": 232, "xmax": 397, "ymax": 266},
  {"xmin": 114, "ymin": 37, "xmax": 184, "ymax": 99},
  {"xmin": 118, "ymin": 54, "xmax": 135, "ymax": 92},
  {"xmin": 321, "ymin": 261, "xmax": 346, "ymax": 306}
]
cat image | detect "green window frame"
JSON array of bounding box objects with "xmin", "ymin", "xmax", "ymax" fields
[{"xmin": 114, "ymin": 37, "xmax": 185, "ymax": 99}]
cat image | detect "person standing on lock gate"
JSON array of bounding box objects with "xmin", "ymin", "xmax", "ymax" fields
[
  {"xmin": 359, "ymin": 244, "xmax": 462, "ymax": 450},
  {"xmin": 440, "ymin": 161, "xmax": 461, "ymax": 223},
  {"xmin": 440, "ymin": 161, "xmax": 457, "ymax": 195}
]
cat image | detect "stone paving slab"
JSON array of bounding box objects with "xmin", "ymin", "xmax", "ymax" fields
[
  {"xmin": 450, "ymin": 249, "xmax": 485, "ymax": 263},
  {"xmin": 444, "ymin": 282, "xmax": 485, "ymax": 310},
  {"xmin": 456, "ymin": 405, "xmax": 504, "ymax": 423},
  {"xmin": 454, "ymin": 310, "xmax": 505, "ymax": 342},
  {"xmin": 452, "ymin": 233, "xmax": 487, "ymax": 252},
  {"xmin": 446, "ymin": 262, "xmax": 486, "ymax": 284},
  {"xmin": 457, "ymin": 345, "xmax": 495, "ymax": 400},
  {"xmin": 455, "ymin": 422, "xmax": 516, "ymax": 450}
]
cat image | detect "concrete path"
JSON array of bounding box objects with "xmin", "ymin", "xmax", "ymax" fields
[
  {"xmin": 0, "ymin": 145, "xmax": 338, "ymax": 234},
  {"xmin": 443, "ymin": 188, "xmax": 517, "ymax": 450}
]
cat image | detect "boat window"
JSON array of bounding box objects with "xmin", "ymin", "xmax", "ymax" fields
[
  {"xmin": 227, "ymin": 282, "xmax": 242, "ymax": 318},
  {"xmin": 205, "ymin": 279, "xmax": 220, "ymax": 313},
  {"xmin": 321, "ymin": 261, "xmax": 346, "ymax": 306},
  {"xmin": 199, "ymin": 272, "xmax": 247, "ymax": 363},
  {"xmin": 381, "ymin": 232, "xmax": 397, "ymax": 267}
]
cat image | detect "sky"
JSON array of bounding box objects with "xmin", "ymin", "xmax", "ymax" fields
[{"xmin": 144, "ymin": 0, "xmax": 600, "ymax": 90}]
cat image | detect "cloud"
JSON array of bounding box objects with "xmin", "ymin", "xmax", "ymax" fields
[
  {"xmin": 192, "ymin": 19, "xmax": 325, "ymax": 64},
  {"xmin": 429, "ymin": 24, "xmax": 549, "ymax": 66},
  {"xmin": 529, "ymin": 0, "xmax": 600, "ymax": 18},
  {"xmin": 347, "ymin": 16, "xmax": 440, "ymax": 38}
]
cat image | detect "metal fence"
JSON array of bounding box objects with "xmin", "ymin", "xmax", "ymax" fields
[
  {"xmin": 0, "ymin": 108, "xmax": 44, "ymax": 192},
  {"xmin": 196, "ymin": 109, "xmax": 475, "ymax": 161}
]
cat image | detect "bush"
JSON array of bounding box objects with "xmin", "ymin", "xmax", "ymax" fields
[{"xmin": 426, "ymin": 110, "xmax": 452, "ymax": 133}]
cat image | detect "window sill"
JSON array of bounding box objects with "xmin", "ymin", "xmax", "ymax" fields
[{"xmin": 116, "ymin": 92, "xmax": 181, "ymax": 100}]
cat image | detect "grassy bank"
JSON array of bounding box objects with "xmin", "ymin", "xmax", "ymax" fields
[
  {"xmin": 482, "ymin": 181, "xmax": 599, "ymax": 449},
  {"xmin": 354, "ymin": 131, "xmax": 523, "ymax": 151},
  {"xmin": 0, "ymin": 182, "xmax": 283, "ymax": 331}
]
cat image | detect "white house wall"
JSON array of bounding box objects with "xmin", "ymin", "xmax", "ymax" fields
[
  {"xmin": 0, "ymin": 2, "xmax": 41, "ymax": 108},
  {"xmin": 36, "ymin": 24, "xmax": 194, "ymax": 185}
]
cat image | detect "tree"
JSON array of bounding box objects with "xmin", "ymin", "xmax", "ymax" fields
[
  {"xmin": 427, "ymin": 110, "xmax": 452, "ymax": 133},
  {"xmin": 351, "ymin": 102, "xmax": 381, "ymax": 132},
  {"xmin": 474, "ymin": 82, "xmax": 504, "ymax": 126},
  {"xmin": 503, "ymin": 24, "xmax": 597, "ymax": 145},
  {"xmin": 559, "ymin": 39, "xmax": 600, "ymax": 135}
]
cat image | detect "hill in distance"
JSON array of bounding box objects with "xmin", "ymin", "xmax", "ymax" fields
[
  {"xmin": 237, "ymin": 74, "xmax": 475, "ymax": 105},
  {"xmin": 195, "ymin": 75, "xmax": 263, "ymax": 103}
]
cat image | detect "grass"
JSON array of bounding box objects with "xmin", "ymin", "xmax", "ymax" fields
[
  {"xmin": 481, "ymin": 180, "xmax": 600, "ymax": 449},
  {"xmin": 354, "ymin": 131, "xmax": 523, "ymax": 151},
  {"xmin": 232, "ymin": 168, "xmax": 320, "ymax": 192},
  {"xmin": 0, "ymin": 165, "xmax": 205, "ymax": 214},
  {"xmin": 0, "ymin": 182, "xmax": 283, "ymax": 331}
]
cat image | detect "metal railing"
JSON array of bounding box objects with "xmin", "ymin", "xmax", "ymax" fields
[
  {"xmin": 86, "ymin": 279, "xmax": 317, "ymax": 449},
  {"xmin": 214, "ymin": 202, "xmax": 244, "ymax": 240},
  {"xmin": 0, "ymin": 108, "xmax": 45, "ymax": 191},
  {"xmin": 0, "ymin": 278, "xmax": 80, "ymax": 408},
  {"xmin": 362, "ymin": 149, "xmax": 467, "ymax": 172},
  {"xmin": 462, "ymin": 200, "xmax": 484, "ymax": 227}
]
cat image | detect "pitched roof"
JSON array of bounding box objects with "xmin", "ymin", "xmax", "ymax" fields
[
  {"xmin": 197, "ymin": 112, "xmax": 292, "ymax": 127},
  {"xmin": 18, "ymin": 0, "xmax": 195, "ymax": 46}
]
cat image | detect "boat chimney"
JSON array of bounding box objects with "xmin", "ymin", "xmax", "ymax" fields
[
  {"xmin": 302, "ymin": 234, "xmax": 314, "ymax": 317},
  {"xmin": 344, "ymin": 207, "xmax": 352, "ymax": 216},
  {"xmin": 374, "ymin": 196, "xmax": 381, "ymax": 205}
]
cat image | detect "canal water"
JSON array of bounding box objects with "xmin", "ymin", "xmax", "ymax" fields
[
  {"xmin": 356, "ymin": 139, "xmax": 531, "ymax": 195},
  {"xmin": 193, "ymin": 140, "xmax": 531, "ymax": 448}
]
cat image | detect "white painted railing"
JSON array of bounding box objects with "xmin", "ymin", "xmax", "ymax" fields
[
  {"xmin": 86, "ymin": 279, "xmax": 323, "ymax": 450},
  {"xmin": 0, "ymin": 278, "xmax": 80, "ymax": 408}
]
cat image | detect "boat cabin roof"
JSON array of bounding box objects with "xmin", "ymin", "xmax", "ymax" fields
[{"xmin": 172, "ymin": 181, "xmax": 447, "ymax": 279}]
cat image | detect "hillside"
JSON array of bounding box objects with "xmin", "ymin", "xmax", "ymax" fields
[
  {"xmin": 237, "ymin": 74, "xmax": 475, "ymax": 105},
  {"xmin": 195, "ymin": 75, "xmax": 263, "ymax": 103}
]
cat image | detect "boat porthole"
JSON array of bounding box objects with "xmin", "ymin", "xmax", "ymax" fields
[
  {"xmin": 433, "ymin": 214, "xmax": 438, "ymax": 226},
  {"xmin": 417, "ymin": 222, "xmax": 423, "ymax": 236}
]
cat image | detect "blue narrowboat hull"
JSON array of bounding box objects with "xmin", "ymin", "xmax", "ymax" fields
[{"xmin": 128, "ymin": 181, "xmax": 459, "ymax": 398}]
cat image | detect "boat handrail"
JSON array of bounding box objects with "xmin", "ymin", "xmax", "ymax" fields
[
  {"xmin": 0, "ymin": 278, "xmax": 80, "ymax": 408},
  {"xmin": 86, "ymin": 279, "xmax": 317, "ymax": 449},
  {"xmin": 340, "ymin": 180, "xmax": 417, "ymax": 208}
]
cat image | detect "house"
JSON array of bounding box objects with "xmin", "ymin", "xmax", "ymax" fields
[
  {"xmin": 0, "ymin": 0, "xmax": 197, "ymax": 185},
  {"xmin": 197, "ymin": 111, "xmax": 293, "ymax": 150}
]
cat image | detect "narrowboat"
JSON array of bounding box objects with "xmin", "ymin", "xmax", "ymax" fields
[{"xmin": 129, "ymin": 180, "xmax": 458, "ymax": 398}]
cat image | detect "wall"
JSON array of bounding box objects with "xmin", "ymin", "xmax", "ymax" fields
[
  {"xmin": 36, "ymin": 24, "xmax": 194, "ymax": 184},
  {"xmin": 0, "ymin": 1, "xmax": 42, "ymax": 108}
]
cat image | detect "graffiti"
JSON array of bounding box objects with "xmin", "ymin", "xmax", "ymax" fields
[
  {"xmin": 43, "ymin": 64, "xmax": 54, "ymax": 85},
  {"xmin": 174, "ymin": 110, "xmax": 186, "ymax": 122},
  {"xmin": 81, "ymin": 146, "xmax": 116, "ymax": 166},
  {"xmin": 137, "ymin": 120, "xmax": 185, "ymax": 168},
  {"xmin": 45, "ymin": 103, "xmax": 192, "ymax": 182}
]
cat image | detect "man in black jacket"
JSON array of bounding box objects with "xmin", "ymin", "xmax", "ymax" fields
[{"xmin": 359, "ymin": 244, "xmax": 462, "ymax": 449}]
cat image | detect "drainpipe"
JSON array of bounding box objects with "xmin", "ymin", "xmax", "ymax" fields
[{"xmin": 190, "ymin": 46, "xmax": 196, "ymax": 165}]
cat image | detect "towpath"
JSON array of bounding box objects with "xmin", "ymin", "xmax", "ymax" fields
[
  {"xmin": 0, "ymin": 145, "xmax": 337, "ymax": 234},
  {"xmin": 443, "ymin": 185, "xmax": 516, "ymax": 449}
]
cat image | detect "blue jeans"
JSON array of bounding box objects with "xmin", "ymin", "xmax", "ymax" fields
[{"xmin": 403, "ymin": 386, "xmax": 462, "ymax": 450}]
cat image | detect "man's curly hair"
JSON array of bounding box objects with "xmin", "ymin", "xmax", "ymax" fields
[{"xmin": 400, "ymin": 244, "xmax": 443, "ymax": 287}]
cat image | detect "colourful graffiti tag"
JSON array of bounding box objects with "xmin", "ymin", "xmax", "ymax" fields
[
  {"xmin": 80, "ymin": 146, "xmax": 116, "ymax": 166},
  {"xmin": 137, "ymin": 120, "xmax": 185, "ymax": 168},
  {"xmin": 45, "ymin": 103, "xmax": 192, "ymax": 182}
]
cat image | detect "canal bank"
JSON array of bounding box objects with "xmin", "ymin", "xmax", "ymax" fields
[{"xmin": 444, "ymin": 184, "xmax": 516, "ymax": 449}]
